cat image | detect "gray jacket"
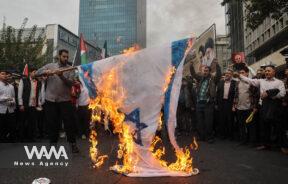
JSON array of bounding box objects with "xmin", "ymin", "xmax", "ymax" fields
[{"xmin": 36, "ymin": 62, "xmax": 75, "ymax": 102}]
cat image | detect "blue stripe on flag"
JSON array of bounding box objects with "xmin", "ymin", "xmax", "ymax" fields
[
  {"xmin": 80, "ymin": 63, "xmax": 97, "ymax": 99},
  {"xmin": 164, "ymin": 38, "xmax": 188, "ymax": 125}
]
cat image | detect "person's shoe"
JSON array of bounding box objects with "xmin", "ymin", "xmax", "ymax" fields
[
  {"xmin": 281, "ymin": 147, "xmax": 288, "ymax": 155},
  {"xmin": 256, "ymin": 145, "xmax": 266, "ymax": 151},
  {"xmin": 81, "ymin": 135, "xmax": 87, "ymax": 140},
  {"xmin": 60, "ymin": 132, "xmax": 66, "ymax": 138},
  {"xmin": 71, "ymin": 143, "xmax": 80, "ymax": 153}
]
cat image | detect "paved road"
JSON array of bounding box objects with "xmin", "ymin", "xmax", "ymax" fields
[{"xmin": 0, "ymin": 132, "xmax": 288, "ymax": 184}]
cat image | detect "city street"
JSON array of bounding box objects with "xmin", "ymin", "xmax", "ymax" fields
[{"xmin": 0, "ymin": 132, "xmax": 287, "ymax": 184}]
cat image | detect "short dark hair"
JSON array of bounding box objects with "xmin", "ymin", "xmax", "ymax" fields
[
  {"xmin": 203, "ymin": 65, "xmax": 211, "ymax": 72},
  {"xmin": 198, "ymin": 45, "xmax": 205, "ymax": 54},
  {"xmin": 59, "ymin": 49, "xmax": 69, "ymax": 56},
  {"xmin": 240, "ymin": 67, "xmax": 249, "ymax": 73},
  {"xmin": 205, "ymin": 37, "xmax": 214, "ymax": 51}
]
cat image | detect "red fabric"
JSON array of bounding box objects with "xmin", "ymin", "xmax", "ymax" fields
[
  {"xmin": 71, "ymin": 83, "xmax": 81, "ymax": 105},
  {"xmin": 23, "ymin": 64, "xmax": 29, "ymax": 77}
]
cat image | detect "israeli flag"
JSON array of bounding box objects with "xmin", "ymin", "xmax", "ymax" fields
[{"xmin": 78, "ymin": 38, "xmax": 195, "ymax": 177}]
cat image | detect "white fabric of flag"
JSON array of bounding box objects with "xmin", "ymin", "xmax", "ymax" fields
[{"xmin": 78, "ymin": 38, "xmax": 198, "ymax": 177}]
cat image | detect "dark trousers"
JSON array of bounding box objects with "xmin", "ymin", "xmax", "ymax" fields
[
  {"xmin": 176, "ymin": 105, "xmax": 192, "ymax": 133},
  {"xmin": 236, "ymin": 109, "xmax": 257, "ymax": 143},
  {"xmin": 0, "ymin": 111, "xmax": 16, "ymax": 142},
  {"xmin": 77, "ymin": 105, "xmax": 91, "ymax": 136},
  {"xmin": 19, "ymin": 107, "xmax": 37, "ymax": 141},
  {"xmin": 45, "ymin": 100, "xmax": 76, "ymax": 143},
  {"xmin": 196, "ymin": 102, "xmax": 214, "ymax": 140},
  {"xmin": 279, "ymin": 105, "xmax": 288, "ymax": 148},
  {"xmin": 36, "ymin": 105, "xmax": 47, "ymax": 139},
  {"xmin": 219, "ymin": 100, "xmax": 234, "ymax": 138},
  {"xmin": 259, "ymin": 99, "xmax": 282, "ymax": 146}
]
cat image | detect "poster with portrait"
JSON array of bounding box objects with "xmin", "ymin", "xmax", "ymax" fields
[
  {"xmin": 231, "ymin": 52, "xmax": 246, "ymax": 71},
  {"xmin": 183, "ymin": 24, "xmax": 216, "ymax": 77}
]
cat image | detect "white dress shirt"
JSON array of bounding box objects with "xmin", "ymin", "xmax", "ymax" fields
[
  {"xmin": 223, "ymin": 80, "xmax": 231, "ymax": 100},
  {"xmin": 236, "ymin": 80, "xmax": 251, "ymax": 110},
  {"xmin": 18, "ymin": 78, "xmax": 38, "ymax": 107},
  {"xmin": 0, "ymin": 81, "xmax": 16, "ymax": 114},
  {"xmin": 240, "ymin": 75, "xmax": 286, "ymax": 100}
]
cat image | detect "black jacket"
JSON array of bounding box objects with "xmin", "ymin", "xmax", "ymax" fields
[
  {"xmin": 216, "ymin": 79, "xmax": 237, "ymax": 105},
  {"xmin": 21, "ymin": 77, "xmax": 41, "ymax": 108}
]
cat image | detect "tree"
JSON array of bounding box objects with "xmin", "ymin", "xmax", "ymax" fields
[
  {"xmin": 0, "ymin": 18, "xmax": 50, "ymax": 73},
  {"xmin": 222, "ymin": 0, "xmax": 288, "ymax": 30}
]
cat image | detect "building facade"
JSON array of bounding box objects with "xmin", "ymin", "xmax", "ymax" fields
[
  {"xmin": 216, "ymin": 35, "xmax": 231, "ymax": 71},
  {"xmin": 20, "ymin": 24, "xmax": 102, "ymax": 65},
  {"xmin": 79, "ymin": 0, "xmax": 146, "ymax": 56},
  {"xmin": 243, "ymin": 8, "xmax": 288, "ymax": 71},
  {"xmin": 225, "ymin": 0, "xmax": 245, "ymax": 53},
  {"xmin": 45, "ymin": 24, "xmax": 102, "ymax": 65}
]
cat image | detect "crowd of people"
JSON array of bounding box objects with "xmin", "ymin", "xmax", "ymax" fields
[
  {"xmin": 177, "ymin": 60, "xmax": 288, "ymax": 155},
  {"xmin": 0, "ymin": 49, "xmax": 90, "ymax": 153},
  {"xmin": 0, "ymin": 48, "xmax": 288, "ymax": 155}
]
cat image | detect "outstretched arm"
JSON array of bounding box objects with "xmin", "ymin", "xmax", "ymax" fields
[{"xmin": 239, "ymin": 75, "xmax": 260, "ymax": 88}]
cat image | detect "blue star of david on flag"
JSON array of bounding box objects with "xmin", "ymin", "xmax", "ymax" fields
[{"xmin": 124, "ymin": 108, "xmax": 148, "ymax": 146}]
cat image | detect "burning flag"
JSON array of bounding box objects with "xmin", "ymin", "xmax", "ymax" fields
[{"xmin": 78, "ymin": 38, "xmax": 199, "ymax": 177}]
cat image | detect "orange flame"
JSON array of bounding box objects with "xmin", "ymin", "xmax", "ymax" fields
[
  {"xmin": 122, "ymin": 44, "xmax": 141, "ymax": 56},
  {"xmin": 89, "ymin": 130, "xmax": 108, "ymax": 168}
]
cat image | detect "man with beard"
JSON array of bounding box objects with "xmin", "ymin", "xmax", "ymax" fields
[
  {"xmin": 36, "ymin": 49, "xmax": 79, "ymax": 153},
  {"xmin": 190, "ymin": 61, "xmax": 221, "ymax": 143}
]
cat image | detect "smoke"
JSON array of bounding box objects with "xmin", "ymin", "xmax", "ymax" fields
[{"xmin": 147, "ymin": 0, "xmax": 226, "ymax": 46}]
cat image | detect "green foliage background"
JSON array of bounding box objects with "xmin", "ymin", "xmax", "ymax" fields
[{"xmin": 0, "ymin": 18, "xmax": 52, "ymax": 73}]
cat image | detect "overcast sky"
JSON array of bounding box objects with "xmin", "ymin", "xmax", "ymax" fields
[{"xmin": 0, "ymin": 0, "xmax": 226, "ymax": 46}]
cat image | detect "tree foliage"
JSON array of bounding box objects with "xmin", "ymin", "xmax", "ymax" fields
[
  {"xmin": 0, "ymin": 18, "xmax": 51, "ymax": 73},
  {"xmin": 222, "ymin": 0, "xmax": 288, "ymax": 30}
]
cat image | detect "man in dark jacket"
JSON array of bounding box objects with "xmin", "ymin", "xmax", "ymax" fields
[
  {"xmin": 217, "ymin": 69, "xmax": 237, "ymax": 139},
  {"xmin": 18, "ymin": 68, "xmax": 41, "ymax": 142},
  {"xmin": 190, "ymin": 62, "xmax": 221, "ymax": 143}
]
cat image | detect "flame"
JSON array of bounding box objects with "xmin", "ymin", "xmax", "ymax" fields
[
  {"xmin": 157, "ymin": 112, "xmax": 163, "ymax": 131},
  {"xmin": 122, "ymin": 44, "xmax": 141, "ymax": 56},
  {"xmin": 163, "ymin": 67, "xmax": 176, "ymax": 92},
  {"xmin": 113, "ymin": 124, "xmax": 138, "ymax": 174},
  {"xmin": 89, "ymin": 129, "xmax": 108, "ymax": 168},
  {"xmin": 88, "ymin": 63, "xmax": 139, "ymax": 174}
]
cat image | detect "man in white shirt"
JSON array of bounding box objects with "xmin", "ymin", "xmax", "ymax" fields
[
  {"xmin": 18, "ymin": 68, "xmax": 41, "ymax": 142},
  {"xmin": 0, "ymin": 69, "xmax": 16, "ymax": 142},
  {"xmin": 234, "ymin": 67, "xmax": 257, "ymax": 145},
  {"xmin": 239, "ymin": 65, "xmax": 286, "ymax": 150}
]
